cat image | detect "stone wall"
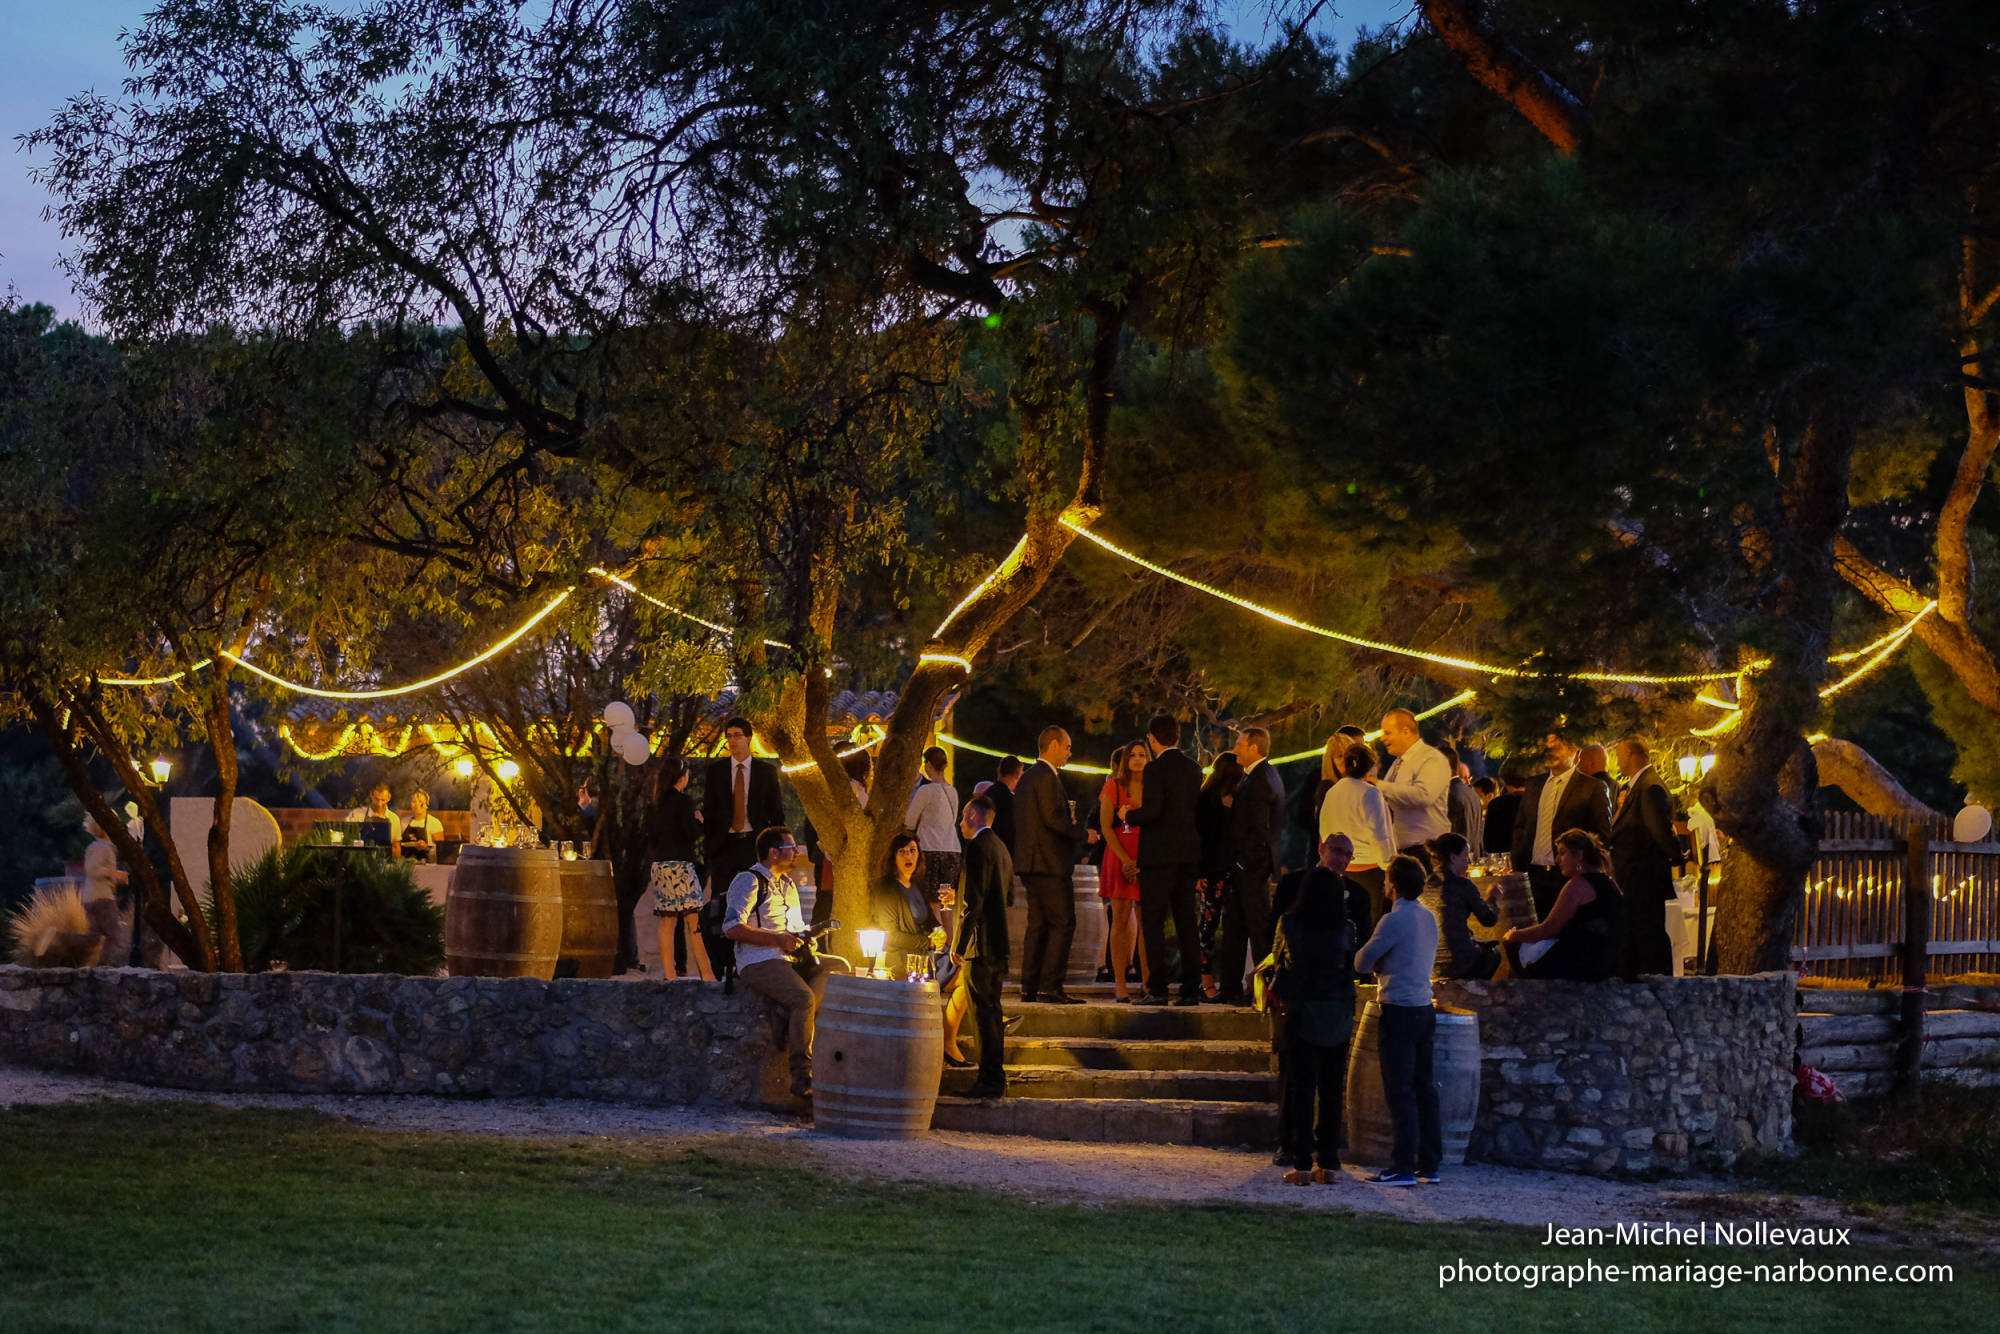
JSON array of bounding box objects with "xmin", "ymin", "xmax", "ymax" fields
[
  {"xmin": 1797, "ymin": 983, "xmax": 2000, "ymax": 1098},
  {"xmin": 0, "ymin": 965, "xmax": 796, "ymax": 1109},
  {"xmin": 1434, "ymin": 973, "xmax": 1796, "ymax": 1174}
]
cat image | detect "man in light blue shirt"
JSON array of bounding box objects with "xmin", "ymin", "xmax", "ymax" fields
[{"xmin": 1355, "ymin": 855, "xmax": 1442, "ymax": 1186}]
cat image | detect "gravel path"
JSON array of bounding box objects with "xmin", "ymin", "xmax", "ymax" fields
[{"xmin": 0, "ymin": 1059, "xmax": 1738, "ymax": 1229}]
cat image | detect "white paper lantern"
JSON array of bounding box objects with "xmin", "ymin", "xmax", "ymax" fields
[
  {"xmin": 1953, "ymin": 804, "xmax": 1992, "ymax": 843},
  {"xmin": 602, "ymin": 701, "xmax": 636, "ymax": 729}
]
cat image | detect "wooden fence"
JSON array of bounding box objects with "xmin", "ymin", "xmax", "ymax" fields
[{"xmin": 1791, "ymin": 811, "xmax": 2000, "ymax": 979}]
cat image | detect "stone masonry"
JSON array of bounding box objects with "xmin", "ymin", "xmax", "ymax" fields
[
  {"xmin": 0, "ymin": 965, "xmax": 797, "ymax": 1110},
  {"xmin": 1433, "ymin": 973, "xmax": 1796, "ymax": 1174}
]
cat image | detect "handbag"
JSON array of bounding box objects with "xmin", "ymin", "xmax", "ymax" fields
[{"xmin": 649, "ymin": 860, "xmax": 705, "ymax": 916}]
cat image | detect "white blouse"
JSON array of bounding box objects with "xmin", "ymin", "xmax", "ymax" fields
[{"xmin": 1320, "ymin": 776, "xmax": 1397, "ymax": 869}]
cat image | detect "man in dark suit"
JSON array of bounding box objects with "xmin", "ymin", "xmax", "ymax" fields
[
  {"xmin": 1216, "ymin": 726, "xmax": 1284, "ymax": 1004},
  {"xmin": 702, "ymin": 716, "xmax": 786, "ymax": 895},
  {"xmin": 955, "ymin": 794, "xmax": 1014, "ymax": 1097},
  {"xmin": 1126, "ymin": 714, "xmax": 1205, "ymax": 1006},
  {"xmin": 988, "ymin": 755, "xmax": 1022, "ymax": 852},
  {"xmin": 1611, "ymin": 737, "xmax": 1685, "ymax": 977},
  {"xmin": 1511, "ymin": 731, "xmax": 1614, "ymax": 917},
  {"xmin": 1012, "ymin": 726, "xmax": 1087, "ymax": 1004}
]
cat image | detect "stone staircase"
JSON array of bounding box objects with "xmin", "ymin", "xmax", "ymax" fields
[{"xmin": 930, "ymin": 993, "xmax": 1279, "ymax": 1148}]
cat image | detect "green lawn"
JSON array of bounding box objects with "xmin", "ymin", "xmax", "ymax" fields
[{"xmin": 0, "ymin": 1102, "xmax": 1989, "ymax": 1332}]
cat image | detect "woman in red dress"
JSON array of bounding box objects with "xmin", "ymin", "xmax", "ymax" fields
[{"xmin": 1098, "ymin": 740, "xmax": 1149, "ymax": 1002}]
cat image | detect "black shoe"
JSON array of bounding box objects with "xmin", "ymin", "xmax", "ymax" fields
[
  {"xmin": 943, "ymin": 1054, "xmax": 974, "ymax": 1069},
  {"xmin": 1042, "ymin": 990, "xmax": 1085, "ymax": 1005},
  {"xmin": 1018, "ymin": 992, "xmax": 1039, "ymax": 1005},
  {"xmin": 1173, "ymin": 995, "xmax": 1202, "ymax": 1007},
  {"xmin": 966, "ymin": 1083, "xmax": 1006, "ymax": 1099},
  {"xmin": 1095, "ymin": 965, "xmax": 1114, "ymax": 983},
  {"xmin": 1133, "ymin": 993, "xmax": 1169, "ymax": 1007}
]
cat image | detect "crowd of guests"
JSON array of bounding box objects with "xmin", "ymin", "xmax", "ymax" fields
[{"xmin": 633, "ymin": 710, "xmax": 1726, "ymax": 1137}]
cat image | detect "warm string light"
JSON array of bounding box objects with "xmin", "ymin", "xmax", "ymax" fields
[
  {"xmin": 1059, "ymin": 517, "xmax": 1740, "ymax": 686},
  {"xmin": 917, "ymin": 652, "xmax": 975, "ymax": 671},
  {"xmin": 1818, "ymin": 603, "xmax": 1933, "ymax": 700},
  {"xmin": 934, "ymin": 535, "xmax": 1028, "ymax": 640},
  {"xmin": 589, "ymin": 566, "xmax": 790, "ymax": 649},
  {"xmin": 100, "ymin": 658, "xmax": 212, "ymax": 686},
  {"xmin": 1265, "ymin": 690, "xmax": 1479, "ymax": 765}
]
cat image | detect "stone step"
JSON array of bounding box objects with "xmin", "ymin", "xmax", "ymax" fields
[
  {"xmin": 1004, "ymin": 1036, "xmax": 1272, "ymax": 1073},
  {"xmin": 1002, "ymin": 1000, "xmax": 1268, "ymax": 1042},
  {"xmin": 930, "ymin": 1094, "xmax": 1278, "ymax": 1148},
  {"xmin": 941, "ymin": 1064, "xmax": 1277, "ymax": 1103}
]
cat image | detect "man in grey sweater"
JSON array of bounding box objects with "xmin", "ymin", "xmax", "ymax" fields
[{"xmin": 1355, "ymin": 854, "xmax": 1442, "ymax": 1186}]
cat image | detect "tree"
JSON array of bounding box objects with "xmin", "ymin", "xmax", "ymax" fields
[{"xmin": 1228, "ymin": 0, "xmax": 2000, "ymax": 970}]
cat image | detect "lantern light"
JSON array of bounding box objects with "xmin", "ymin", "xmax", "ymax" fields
[
  {"xmin": 496, "ymin": 759, "xmax": 521, "ymax": 781},
  {"xmin": 857, "ymin": 929, "xmax": 887, "ymax": 976},
  {"xmin": 1699, "ymin": 754, "xmax": 1717, "ymax": 776},
  {"xmin": 453, "ymin": 757, "xmax": 477, "ymax": 778},
  {"xmin": 149, "ymin": 757, "xmax": 173, "ymax": 785},
  {"xmin": 1676, "ymin": 755, "xmax": 1700, "ymax": 783}
]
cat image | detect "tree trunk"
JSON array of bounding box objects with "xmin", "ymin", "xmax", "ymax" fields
[
  {"xmin": 64, "ymin": 689, "xmax": 216, "ymax": 966},
  {"xmin": 28, "ymin": 692, "xmax": 210, "ymax": 969},
  {"xmin": 203, "ymin": 682, "xmax": 245, "ymax": 972},
  {"xmin": 1704, "ymin": 398, "xmax": 1856, "ymax": 973},
  {"xmin": 1418, "ymin": 0, "xmax": 1590, "ymax": 155},
  {"xmin": 1813, "ymin": 738, "xmax": 1942, "ymax": 822}
]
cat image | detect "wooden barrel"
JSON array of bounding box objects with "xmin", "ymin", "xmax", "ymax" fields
[
  {"xmin": 811, "ymin": 973, "xmax": 945, "ymax": 1139},
  {"xmin": 558, "ymin": 859, "xmax": 619, "ymax": 979},
  {"xmin": 445, "ymin": 846, "xmax": 563, "ymax": 979},
  {"xmin": 1004, "ymin": 862, "xmax": 1113, "ymax": 989},
  {"xmin": 1343, "ymin": 998, "xmax": 1481, "ymax": 1167}
]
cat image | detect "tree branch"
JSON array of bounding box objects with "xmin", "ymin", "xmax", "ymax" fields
[{"xmin": 1418, "ymin": 0, "xmax": 1589, "ymax": 156}]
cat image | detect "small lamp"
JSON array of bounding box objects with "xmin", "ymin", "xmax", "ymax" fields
[
  {"xmin": 1676, "ymin": 755, "xmax": 1700, "ymax": 784},
  {"xmin": 453, "ymin": 757, "xmax": 477, "ymax": 778},
  {"xmin": 496, "ymin": 758, "xmax": 521, "ymax": 781},
  {"xmin": 1699, "ymin": 753, "xmax": 1717, "ymax": 776},
  {"xmin": 857, "ymin": 928, "xmax": 887, "ymax": 977},
  {"xmin": 149, "ymin": 756, "xmax": 173, "ymax": 785}
]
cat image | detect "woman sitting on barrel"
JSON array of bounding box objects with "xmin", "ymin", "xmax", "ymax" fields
[{"xmin": 1503, "ymin": 828, "xmax": 1626, "ymax": 981}]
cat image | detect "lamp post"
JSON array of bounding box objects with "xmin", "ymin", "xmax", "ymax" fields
[{"xmin": 132, "ymin": 757, "xmax": 172, "ymax": 967}]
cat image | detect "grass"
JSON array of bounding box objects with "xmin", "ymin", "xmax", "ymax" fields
[
  {"xmin": 1733, "ymin": 1080, "xmax": 2000, "ymax": 1223},
  {"xmin": 1, "ymin": 1102, "xmax": 1992, "ymax": 1332}
]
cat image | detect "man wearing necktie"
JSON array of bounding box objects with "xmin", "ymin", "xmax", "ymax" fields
[
  {"xmin": 1509, "ymin": 731, "xmax": 1613, "ymax": 918},
  {"xmin": 702, "ymin": 716, "xmax": 787, "ymax": 901}
]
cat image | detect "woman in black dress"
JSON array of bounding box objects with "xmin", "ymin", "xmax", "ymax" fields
[
  {"xmin": 646, "ymin": 757, "xmax": 712, "ymax": 980},
  {"xmin": 1504, "ymin": 828, "xmax": 1625, "ymax": 981}
]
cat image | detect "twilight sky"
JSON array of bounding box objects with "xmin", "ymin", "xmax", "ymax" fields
[{"xmin": 0, "ymin": 1, "xmax": 1415, "ymax": 323}]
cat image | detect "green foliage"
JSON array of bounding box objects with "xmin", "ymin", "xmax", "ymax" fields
[{"xmin": 223, "ymin": 844, "xmax": 443, "ymax": 975}]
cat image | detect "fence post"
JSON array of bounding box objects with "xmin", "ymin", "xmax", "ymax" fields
[{"xmin": 1893, "ymin": 825, "xmax": 1931, "ymax": 1100}]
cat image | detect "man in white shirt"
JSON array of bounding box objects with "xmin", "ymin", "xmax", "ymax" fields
[
  {"xmin": 1509, "ymin": 732, "xmax": 1613, "ymax": 917},
  {"xmin": 725, "ymin": 826, "xmax": 847, "ymax": 1099},
  {"xmin": 1372, "ymin": 709, "xmax": 1450, "ymax": 871},
  {"xmin": 346, "ymin": 782, "xmax": 404, "ymax": 843}
]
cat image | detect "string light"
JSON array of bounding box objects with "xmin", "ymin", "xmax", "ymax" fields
[
  {"xmin": 1059, "ymin": 517, "xmax": 1740, "ymax": 685},
  {"xmin": 1689, "ymin": 711, "xmax": 1744, "ymax": 739},
  {"xmin": 918, "ymin": 652, "xmax": 974, "ymax": 671},
  {"xmin": 940, "ymin": 731, "xmax": 1112, "ymax": 776},
  {"xmin": 1818, "ymin": 603, "xmax": 1933, "ymax": 700},
  {"xmin": 100, "ymin": 658, "xmax": 212, "ymax": 686},
  {"xmin": 934, "ymin": 536, "xmax": 1028, "ymax": 640},
  {"xmin": 1266, "ymin": 690, "xmax": 1480, "ymax": 765},
  {"xmin": 589, "ymin": 566, "xmax": 789, "ymax": 649},
  {"xmin": 1695, "ymin": 693, "xmax": 1740, "ymax": 711}
]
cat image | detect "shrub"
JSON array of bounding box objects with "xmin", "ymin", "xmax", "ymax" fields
[{"xmin": 223, "ymin": 845, "xmax": 444, "ymax": 975}]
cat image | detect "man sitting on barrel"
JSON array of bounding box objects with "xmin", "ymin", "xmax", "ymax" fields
[{"xmin": 725, "ymin": 826, "xmax": 846, "ymax": 1101}]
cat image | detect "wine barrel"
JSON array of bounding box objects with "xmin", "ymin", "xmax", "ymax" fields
[
  {"xmin": 1004, "ymin": 862, "xmax": 1112, "ymax": 989},
  {"xmin": 445, "ymin": 846, "xmax": 563, "ymax": 979},
  {"xmin": 557, "ymin": 859, "xmax": 619, "ymax": 979},
  {"xmin": 812, "ymin": 973, "xmax": 945, "ymax": 1139},
  {"xmin": 1343, "ymin": 998, "xmax": 1482, "ymax": 1168}
]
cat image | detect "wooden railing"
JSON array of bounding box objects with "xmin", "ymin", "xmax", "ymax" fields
[{"xmin": 1791, "ymin": 811, "xmax": 2000, "ymax": 979}]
